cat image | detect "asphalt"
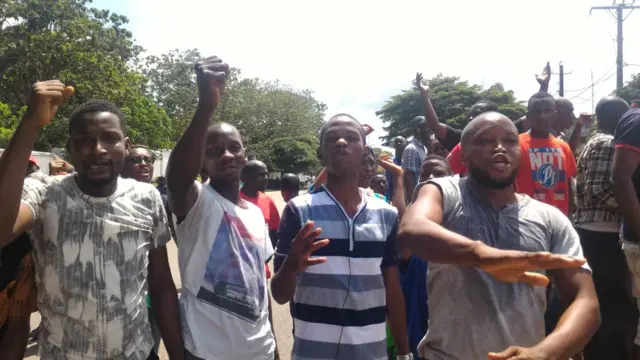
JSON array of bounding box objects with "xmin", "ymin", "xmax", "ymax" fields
[{"xmin": 24, "ymin": 191, "xmax": 294, "ymax": 360}]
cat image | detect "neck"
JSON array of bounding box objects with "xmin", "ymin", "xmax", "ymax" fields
[
  {"xmin": 530, "ymin": 128, "xmax": 549, "ymax": 139},
  {"xmin": 211, "ymin": 178, "xmax": 241, "ymax": 204},
  {"xmin": 74, "ymin": 175, "xmax": 118, "ymax": 198},
  {"xmin": 241, "ymin": 186, "xmax": 259, "ymax": 197},
  {"xmin": 325, "ymin": 172, "xmax": 362, "ymax": 215},
  {"xmin": 467, "ymin": 177, "xmax": 517, "ymax": 209}
]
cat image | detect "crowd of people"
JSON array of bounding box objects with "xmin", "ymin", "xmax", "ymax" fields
[{"xmin": 0, "ymin": 56, "xmax": 639, "ymax": 360}]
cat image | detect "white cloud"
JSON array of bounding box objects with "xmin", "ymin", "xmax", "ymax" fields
[{"xmin": 111, "ymin": 0, "xmax": 640, "ymax": 146}]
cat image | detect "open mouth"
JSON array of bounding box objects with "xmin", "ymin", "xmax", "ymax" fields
[{"xmin": 491, "ymin": 154, "xmax": 511, "ymax": 171}]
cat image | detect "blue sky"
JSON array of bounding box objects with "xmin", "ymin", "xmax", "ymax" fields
[{"xmin": 93, "ymin": 0, "xmax": 640, "ymax": 146}]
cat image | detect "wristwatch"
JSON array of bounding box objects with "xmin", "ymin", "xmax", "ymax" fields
[{"xmin": 396, "ymin": 354, "xmax": 414, "ymax": 360}]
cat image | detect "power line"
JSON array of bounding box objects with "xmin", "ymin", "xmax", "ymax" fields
[
  {"xmin": 590, "ymin": 1, "xmax": 640, "ymax": 89},
  {"xmin": 564, "ymin": 66, "xmax": 616, "ymax": 94}
]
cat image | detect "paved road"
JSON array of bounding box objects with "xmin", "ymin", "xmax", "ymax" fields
[{"xmin": 25, "ymin": 191, "xmax": 294, "ymax": 360}]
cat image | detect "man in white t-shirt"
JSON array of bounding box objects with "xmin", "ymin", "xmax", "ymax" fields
[{"xmin": 166, "ymin": 55, "xmax": 276, "ymax": 360}]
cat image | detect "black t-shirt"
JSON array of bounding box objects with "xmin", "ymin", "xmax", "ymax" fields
[
  {"xmin": 613, "ymin": 109, "xmax": 640, "ymax": 242},
  {"xmin": 440, "ymin": 125, "xmax": 462, "ymax": 151},
  {"xmin": 0, "ymin": 234, "xmax": 31, "ymax": 292}
]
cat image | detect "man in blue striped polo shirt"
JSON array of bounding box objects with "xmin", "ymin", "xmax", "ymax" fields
[{"xmin": 271, "ymin": 114, "xmax": 411, "ymax": 360}]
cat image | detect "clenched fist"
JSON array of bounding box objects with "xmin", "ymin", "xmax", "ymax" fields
[
  {"xmin": 195, "ymin": 56, "xmax": 229, "ymax": 107},
  {"xmin": 24, "ymin": 81, "xmax": 74, "ymax": 129}
]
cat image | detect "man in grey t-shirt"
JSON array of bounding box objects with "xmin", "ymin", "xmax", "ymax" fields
[{"xmin": 399, "ymin": 112, "xmax": 600, "ymax": 360}]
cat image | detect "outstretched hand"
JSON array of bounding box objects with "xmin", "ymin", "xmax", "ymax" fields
[
  {"xmin": 535, "ymin": 62, "xmax": 551, "ymax": 86},
  {"xmin": 24, "ymin": 81, "xmax": 74, "ymax": 129},
  {"xmin": 195, "ymin": 56, "xmax": 229, "ymax": 107},
  {"xmin": 283, "ymin": 221, "xmax": 330, "ymax": 274},
  {"xmin": 488, "ymin": 346, "xmax": 550, "ymax": 360},
  {"xmin": 475, "ymin": 243, "xmax": 585, "ymax": 287},
  {"xmin": 416, "ymin": 72, "xmax": 429, "ymax": 95}
]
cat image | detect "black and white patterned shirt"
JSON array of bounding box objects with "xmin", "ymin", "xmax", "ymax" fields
[
  {"xmin": 21, "ymin": 175, "xmax": 171, "ymax": 360},
  {"xmin": 574, "ymin": 132, "xmax": 620, "ymax": 231}
]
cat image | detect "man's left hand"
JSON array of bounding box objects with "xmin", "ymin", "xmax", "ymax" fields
[{"xmin": 488, "ymin": 346, "xmax": 550, "ymax": 360}]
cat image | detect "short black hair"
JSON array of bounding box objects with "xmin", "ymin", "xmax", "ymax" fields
[
  {"xmin": 527, "ymin": 92, "xmax": 555, "ymax": 111},
  {"xmin": 595, "ymin": 96, "xmax": 630, "ymax": 133},
  {"xmin": 242, "ymin": 160, "xmax": 267, "ymax": 176},
  {"xmin": 319, "ymin": 113, "xmax": 365, "ymax": 145},
  {"xmin": 69, "ymin": 100, "xmax": 126, "ymax": 134},
  {"xmin": 424, "ymin": 154, "xmax": 448, "ymax": 163},
  {"xmin": 129, "ymin": 145, "xmax": 156, "ymax": 160},
  {"xmin": 281, "ymin": 173, "xmax": 300, "ymax": 191}
]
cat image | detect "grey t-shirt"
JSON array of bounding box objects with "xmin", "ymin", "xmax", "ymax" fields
[{"xmin": 417, "ymin": 176, "xmax": 589, "ymax": 360}]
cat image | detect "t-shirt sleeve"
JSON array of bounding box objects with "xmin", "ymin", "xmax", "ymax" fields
[
  {"xmin": 615, "ymin": 110, "xmax": 640, "ymax": 153},
  {"xmin": 150, "ymin": 189, "xmax": 171, "ymax": 248},
  {"xmin": 381, "ymin": 219, "xmax": 402, "ymax": 268},
  {"xmin": 402, "ymin": 145, "xmax": 421, "ymax": 173},
  {"xmin": 548, "ymin": 206, "xmax": 590, "ymax": 272},
  {"xmin": 21, "ymin": 178, "xmax": 48, "ymax": 222},
  {"xmin": 274, "ymin": 203, "xmax": 302, "ymax": 272},
  {"xmin": 442, "ymin": 125, "xmax": 463, "ymax": 151}
]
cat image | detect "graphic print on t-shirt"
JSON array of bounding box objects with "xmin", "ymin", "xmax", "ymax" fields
[
  {"xmin": 196, "ymin": 212, "xmax": 265, "ymax": 324},
  {"xmin": 528, "ymin": 147, "xmax": 567, "ymax": 202}
]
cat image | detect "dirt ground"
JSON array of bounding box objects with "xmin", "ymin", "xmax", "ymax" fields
[{"xmin": 24, "ymin": 191, "xmax": 294, "ymax": 360}]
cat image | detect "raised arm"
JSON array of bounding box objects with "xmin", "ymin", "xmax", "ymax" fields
[
  {"xmin": 378, "ymin": 158, "xmax": 406, "ymax": 218},
  {"xmin": 0, "ymin": 81, "xmax": 73, "ymax": 246},
  {"xmin": 416, "ymin": 72, "xmax": 446, "ymax": 140},
  {"xmin": 536, "ymin": 62, "xmax": 551, "ymax": 93},
  {"xmin": 167, "ymin": 56, "xmax": 229, "ymax": 217},
  {"xmin": 399, "ymin": 183, "xmax": 587, "ymax": 286}
]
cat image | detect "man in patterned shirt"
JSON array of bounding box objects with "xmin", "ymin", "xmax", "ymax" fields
[
  {"xmin": 575, "ymin": 96, "xmax": 634, "ymax": 360},
  {"xmin": 0, "ymin": 82, "xmax": 180, "ymax": 360},
  {"xmin": 402, "ymin": 116, "xmax": 431, "ymax": 203}
]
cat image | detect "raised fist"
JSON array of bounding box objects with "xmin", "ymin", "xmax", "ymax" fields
[
  {"xmin": 195, "ymin": 56, "xmax": 229, "ymax": 107},
  {"xmin": 24, "ymin": 81, "xmax": 74, "ymax": 128}
]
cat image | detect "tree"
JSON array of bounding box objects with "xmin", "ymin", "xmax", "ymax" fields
[
  {"xmin": 0, "ymin": 0, "xmax": 162, "ymax": 150},
  {"xmin": 615, "ymin": 73, "xmax": 640, "ymax": 103},
  {"xmin": 249, "ymin": 135, "xmax": 320, "ymax": 174},
  {"xmin": 377, "ymin": 74, "xmax": 527, "ymax": 145}
]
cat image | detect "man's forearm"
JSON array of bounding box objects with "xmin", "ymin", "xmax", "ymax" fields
[
  {"xmin": 384, "ymin": 268, "xmax": 410, "ymax": 355},
  {"xmin": 167, "ymin": 102, "xmax": 214, "ymax": 196},
  {"xmin": 271, "ymin": 260, "xmax": 298, "ymax": 305},
  {"xmin": 0, "ymin": 121, "xmax": 39, "ymax": 242},
  {"xmin": 613, "ymin": 179, "xmax": 640, "ymax": 238},
  {"xmin": 534, "ymin": 293, "xmax": 600, "ymax": 359},
  {"xmin": 0, "ymin": 316, "xmax": 30, "ymax": 360},
  {"xmin": 398, "ymin": 215, "xmax": 482, "ymax": 265},
  {"xmin": 421, "ymin": 93, "xmax": 446, "ymax": 140},
  {"xmin": 267, "ymin": 295, "xmax": 280, "ymax": 359},
  {"xmin": 151, "ymin": 281, "xmax": 184, "ymax": 360}
]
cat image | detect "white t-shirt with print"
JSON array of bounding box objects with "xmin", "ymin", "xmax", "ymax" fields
[
  {"xmin": 21, "ymin": 175, "xmax": 171, "ymax": 360},
  {"xmin": 175, "ymin": 182, "xmax": 275, "ymax": 360}
]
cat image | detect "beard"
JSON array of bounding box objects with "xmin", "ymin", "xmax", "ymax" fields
[{"xmin": 467, "ymin": 164, "xmax": 519, "ymax": 190}]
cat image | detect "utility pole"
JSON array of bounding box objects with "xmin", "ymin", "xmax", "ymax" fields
[
  {"xmin": 557, "ymin": 62, "xmax": 571, "ymax": 97},
  {"xmin": 591, "ymin": 0, "xmax": 640, "ymax": 89}
]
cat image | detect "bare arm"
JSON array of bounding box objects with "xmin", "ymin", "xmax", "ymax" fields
[
  {"xmin": 0, "ymin": 316, "xmax": 30, "ymax": 360},
  {"xmin": 379, "ymin": 158, "xmax": 406, "ymax": 218},
  {"xmin": 0, "ymin": 81, "xmax": 72, "ymax": 246},
  {"xmin": 149, "ymin": 247, "xmax": 184, "ymax": 360},
  {"xmin": 612, "ymin": 148, "xmax": 640, "ymax": 239},
  {"xmin": 416, "ymin": 73, "xmax": 446, "ymax": 140},
  {"xmin": 267, "ymin": 294, "xmax": 280, "ymax": 360},
  {"xmin": 383, "ymin": 267, "xmax": 410, "ymax": 356},
  {"xmin": 567, "ymin": 122, "xmax": 583, "ymax": 152},
  {"xmin": 534, "ymin": 269, "xmax": 600, "ymax": 359},
  {"xmin": 167, "ymin": 56, "xmax": 228, "ymax": 217}
]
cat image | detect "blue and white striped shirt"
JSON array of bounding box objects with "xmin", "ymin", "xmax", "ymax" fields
[{"xmin": 274, "ymin": 186, "xmax": 400, "ymax": 360}]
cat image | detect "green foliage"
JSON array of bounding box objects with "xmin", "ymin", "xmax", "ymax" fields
[
  {"xmin": 615, "ymin": 73, "xmax": 640, "ymax": 103},
  {"xmin": 249, "ymin": 135, "xmax": 320, "ymax": 174},
  {"xmin": 377, "ymin": 75, "xmax": 527, "ymax": 145}
]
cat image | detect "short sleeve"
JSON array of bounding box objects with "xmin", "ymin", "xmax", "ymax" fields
[
  {"xmin": 402, "ymin": 146, "xmax": 421, "ymax": 173},
  {"xmin": 549, "ymin": 207, "xmax": 590, "ymax": 272},
  {"xmin": 274, "ymin": 203, "xmax": 302, "ymax": 272},
  {"xmin": 442, "ymin": 125, "xmax": 463, "ymax": 151},
  {"xmin": 150, "ymin": 190, "xmax": 171, "ymax": 248},
  {"xmin": 21, "ymin": 178, "xmax": 48, "ymax": 222},
  {"xmin": 381, "ymin": 219, "xmax": 401, "ymax": 268},
  {"xmin": 615, "ymin": 110, "xmax": 640, "ymax": 153},
  {"xmin": 413, "ymin": 176, "xmax": 462, "ymax": 225}
]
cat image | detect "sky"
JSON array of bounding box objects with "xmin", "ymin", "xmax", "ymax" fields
[{"xmin": 94, "ymin": 0, "xmax": 640, "ymax": 147}]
